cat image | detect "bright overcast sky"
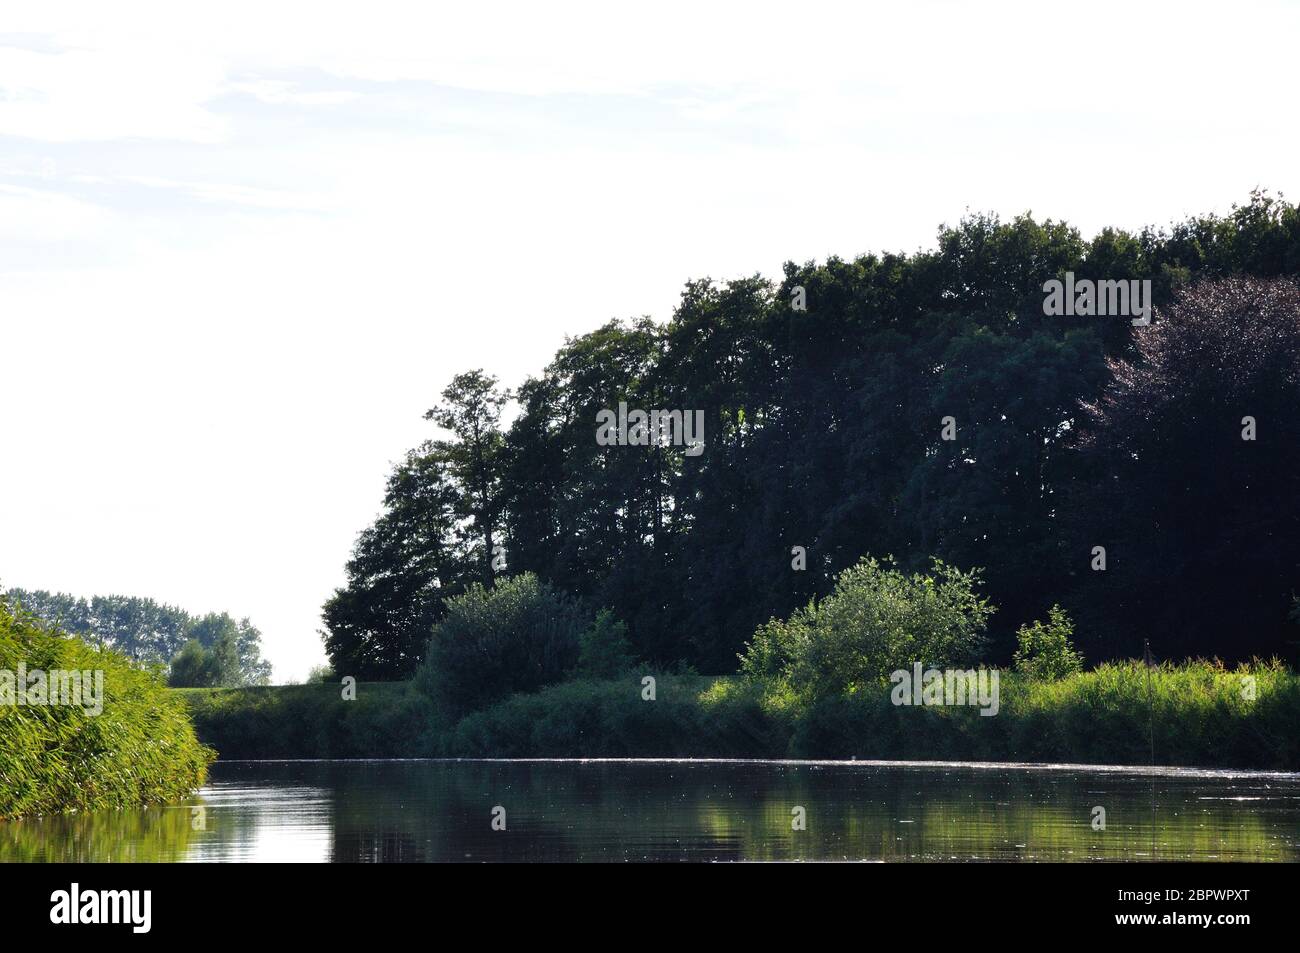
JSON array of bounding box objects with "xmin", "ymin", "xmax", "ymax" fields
[{"xmin": 2, "ymin": 0, "xmax": 1297, "ymax": 681}]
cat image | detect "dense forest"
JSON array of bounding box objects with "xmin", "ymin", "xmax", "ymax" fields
[
  {"xmin": 3, "ymin": 588, "xmax": 272, "ymax": 687},
  {"xmin": 322, "ymin": 191, "xmax": 1300, "ymax": 680}
]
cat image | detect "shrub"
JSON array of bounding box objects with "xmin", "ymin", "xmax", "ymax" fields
[
  {"xmin": 415, "ymin": 572, "xmax": 588, "ymax": 716},
  {"xmin": 306, "ymin": 664, "xmax": 335, "ymax": 684},
  {"xmin": 0, "ymin": 598, "xmax": 214, "ymax": 819},
  {"xmin": 739, "ymin": 556, "xmax": 994, "ymax": 701},
  {"xmin": 1013, "ymin": 605, "xmax": 1085, "ymax": 680},
  {"xmin": 577, "ymin": 609, "xmax": 636, "ymax": 678},
  {"xmin": 446, "ymin": 674, "xmax": 792, "ymax": 758}
]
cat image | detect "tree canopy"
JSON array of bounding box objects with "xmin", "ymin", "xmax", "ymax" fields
[{"xmin": 322, "ymin": 191, "xmax": 1300, "ymax": 678}]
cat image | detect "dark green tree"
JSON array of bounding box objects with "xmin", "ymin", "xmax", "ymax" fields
[
  {"xmin": 325, "ymin": 192, "xmax": 1300, "ymax": 677},
  {"xmin": 321, "ymin": 446, "xmax": 468, "ymax": 679},
  {"xmin": 425, "ymin": 370, "xmax": 511, "ymax": 585},
  {"xmin": 1063, "ymin": 276, "xmax": 1300, "ymax": 660}
]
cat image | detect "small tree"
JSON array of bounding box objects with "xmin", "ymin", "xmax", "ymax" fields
[
  {"xmin": 1013, "ymin": 605, "xmax": 1085, "ymax": 680},
  {"xmin": 167, "ymin": 630, "xmax": 244, "ymax": 688},
  {"xmin": 415, "ymin": 572, "xmax": 587, "ymax": 715},
  {"xmin": 577, "ymin": 609, "xmax": 636, "ymax": 678},
  {"xmin": 168, "ymin": 639, "xmax": 213, "ymax": 687}
]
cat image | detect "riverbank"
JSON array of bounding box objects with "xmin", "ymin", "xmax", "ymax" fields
[{"xmin": 179, "ymin": 660, "xmax": 1300, "ymax": 769}]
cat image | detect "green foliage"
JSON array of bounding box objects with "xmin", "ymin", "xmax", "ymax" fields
[
  {"xmin": 182, "ymin": 660, "xmax": 1300, "ymax": 770},
  {"xmin": 4, "ymin": 588, "xmax": 271, "ymax": 685},
  {"xmin": 739, "ymin": 557, "xmax": 994, "ymax": 701},
  {"xmin": 1013, "ymin": 605, "xmax": 1085, "ymax": 680},
  {"xmin": 450, "ymin": 659, "xmax": 1300, "ymax": 768},
  {"xmin": 424, "ymin": 370, "xmax": 511, "ymax": 587},
  {"xmin": 0, "ymin": 599, "xmax": 213, "ymax": 819},
  {"xmin": 321, "ymin": 446, "xmax": 466, "ymax": 680},
  {"xmin": 305, "ymin": 664, "xmax": 335, "ymax": 684},
  {"xmin": 1066, "ymin": 275, "xmax": 1300, "ymax": 660},
  {"xmin": 326, "ymin": 192, "xmax": 1300, "ymax": 676},
  {"xmin": 414, "ymin": 572, "xmax": 587, "ymax": 716},
  {"xmin": 0, "ymin": 800, "xmax": 199, "ymax": 861},
  {"xmin": 167, "ymin": 629, "xmax": 243, "ymax": 688},
  {"xmin": 180, "ymin": 681, "xmax": 438, "ymax": 760},
  {"xmin": 577, "ymin": 609, "xmax": 636, "ymax": 678},
  {"xmin": 448, "ymin": 674, "xmax": 787, "ymax": 758},
  {"xmin": 167, "ymin": 639, "xmax": 210, "ymax": 687},
  {"xmin": 186, "ymin": 613, "xmax": 264, "ymax": 684}
]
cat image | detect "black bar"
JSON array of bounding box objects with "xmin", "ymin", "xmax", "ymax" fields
[{"xmin": 7, "ymin": 861, "xmax": 1289, "ymax": 939}]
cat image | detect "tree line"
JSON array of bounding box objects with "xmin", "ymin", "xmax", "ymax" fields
[
  {"xmin": 3, "ymin": 588, "xmax": 272, "ymax": 687},
  {"xmin": 323, "ymin": 191, "xmax": 1300, "ymax": 680}
]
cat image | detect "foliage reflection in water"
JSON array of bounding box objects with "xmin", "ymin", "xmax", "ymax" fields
[{"xmin": 4, "ymin": 759, "xmax": 1298, "ymax": 862}]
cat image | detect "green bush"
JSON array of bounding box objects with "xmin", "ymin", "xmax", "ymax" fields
[
  {"xmin": 448, "ymin": 674, "xmax": 792, "ymax": 758},
  {"xmin": 305, "ymin": 664, "xmax": 335, "ymax": 684},
  {"xmin": 577, "ymin": 609, "xmax": 636, "ymax": 678},
  {"xmin": 167, "ymin": 639, "xmax": 210, "ymax": 686},
  {"xmin": 415, "ymin": 573, "xmax": 588, "ymax": 716},
  {"xmin": 0, "ymin": 599, "xmax": 214, "ymax": 819},
  {"xmin": 739, "ymin": 556, "xmax": 994, "ymax": 701},
  {"xmin": 1013, "ymin": 605, "xmax": 1085, "ymax": 680}
]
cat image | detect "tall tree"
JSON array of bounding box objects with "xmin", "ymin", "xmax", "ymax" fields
[
  {"xmin": 325, "ymin": 192, "xmax": 1300, "ymax": 677},
  {"xmin": 321, "ymin": 445, "xmax": 469, "ymax": 679},
  {"xmin": 425, "ymin": 371, "xmax": 511, "ymax": 585},
  {"xmin": 1063, "ymin": 276, "xmax": 1300, "ymax": 660}
]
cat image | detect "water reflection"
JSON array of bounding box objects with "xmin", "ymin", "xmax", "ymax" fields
[{"xmin": 3, "ymin": 759, "xmax": 1298, "ymax": 862}]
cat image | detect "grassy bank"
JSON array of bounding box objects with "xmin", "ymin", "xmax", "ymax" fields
[
  {"xmin": 1, "ymin": 602, "xmax": 214, "ymax": 819},
  {"xmin": 181, "ymin": 660, "xmax": 1300, "ymax": 770},
  {"xmin": 175, "ymin": 682, "xmax": 435, "ymax": 759}
]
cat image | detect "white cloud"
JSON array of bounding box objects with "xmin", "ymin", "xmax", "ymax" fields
[
  {"xmin": 228, "ymin": 80, "xmax": 362, "ymax": 107},
  {"xmin": 123, "ymin": 175, "xmax": 334, "ymax": 212},
  {"xmin": 0, "ymin": 182, "xmax": 110, "ymax": 240},
  {"xmin": 0, "ymin": 43, "xmax": 228, "ymax": 142}
]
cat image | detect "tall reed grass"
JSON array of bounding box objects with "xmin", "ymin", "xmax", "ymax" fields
[{"xmin": 1, "ymin": 600, "xmax": 214, "ymax": 819}]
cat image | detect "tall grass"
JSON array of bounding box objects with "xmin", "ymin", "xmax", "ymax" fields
[{"xmin": 0, "ymin": 600, "xmax": 214, "ymax": 819}]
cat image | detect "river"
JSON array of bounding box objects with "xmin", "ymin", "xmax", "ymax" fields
[{"xmin": 4, "ymin": 759, "xmax": 1299, "ymax": 862}]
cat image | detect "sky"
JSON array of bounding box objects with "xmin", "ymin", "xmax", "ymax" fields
[{"xmin": 2, "ymin": 0, "xmax": 1298, "ymax": 681}]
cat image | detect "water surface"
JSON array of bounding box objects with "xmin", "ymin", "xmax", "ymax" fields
[{"xmin": 5, "ymin": 758, "xmax": 1299, "ymax": 862}]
